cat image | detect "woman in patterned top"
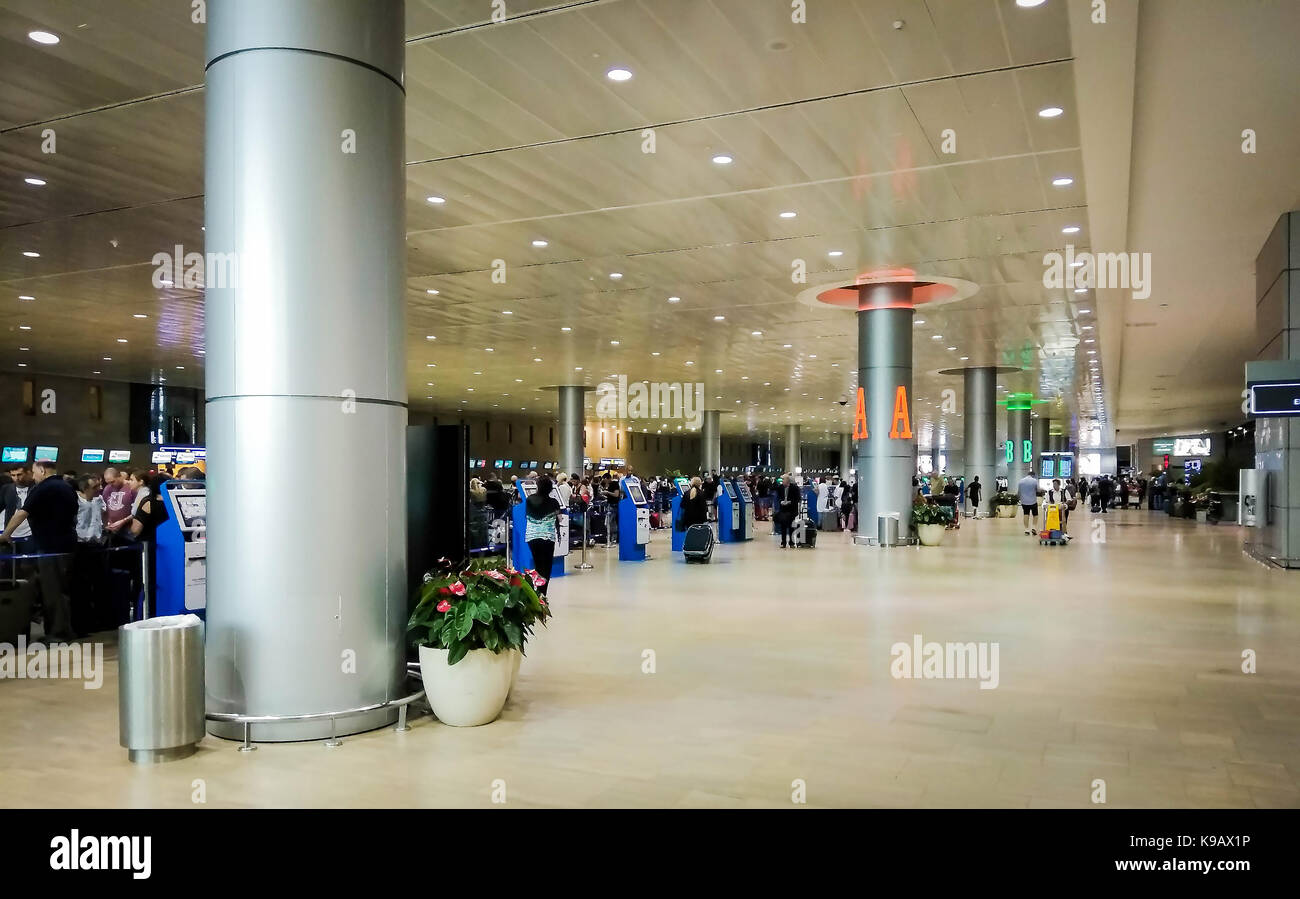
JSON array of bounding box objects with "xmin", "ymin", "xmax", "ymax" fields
[{"xmin": 524, "ymin": 476, "xmax": 562, "ymax": 596}]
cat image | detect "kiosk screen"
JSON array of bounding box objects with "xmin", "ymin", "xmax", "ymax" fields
[
  {"xmin": 519, "ymin": 480, "xmax": 537, "ymax": 497},
  {"xmin": 172, "ymin": 492, "xmax": 207, "ymax": 529},
  {"xmin": 674, "ymin": 477, "xmax": 690, "ymax": 494},
  {"xmin": 626, "ymin": 483, "xmax": 646, "ymax": 505},
  {"xmin": 723, "ymin": 481, "xmax": 738, "ymax": 499}
]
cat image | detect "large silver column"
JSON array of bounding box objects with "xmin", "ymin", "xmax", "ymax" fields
[
  {"xmin": 1006, "ymin": 407, "xmax": 1031, "ymax": 486},
  {"xmin": 839, "ymin": 432, "xmax": 853, "ymax": 480},
  {"xmin": 784, "ymin": 424, "xmax": 801, "ymax": 473},
  {"xmin": 204, "ymin": 0, "xmax": 407, "ymax": 741},
  {"xmin": 1032, "ymin": 416, "xmax": 1050, "ymax": 480},
  {"xmin": 557, "ymin": 386, "xmax": 585, "ymax": 476},
  {"xmin": 963, "ymin": 367, "xmax": 997, "ymax": 512},
  {"xmin": 701, "ymin": 410, "xmax": 721, "ymax": 475},
  {"xmin": 856, "ymin": 286, "xmax": 915, "ymax": 539}
]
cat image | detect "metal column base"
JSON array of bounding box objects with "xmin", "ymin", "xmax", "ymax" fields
[
  {"xmin": 128, "ymin": 745, "xmax": 197, "ymax": 764},
  {"xmin": 852, "ymin": 534, "xmax": 919, "ymax": 547}
]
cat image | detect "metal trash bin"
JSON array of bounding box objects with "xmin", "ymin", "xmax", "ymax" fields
[
  {"xmin": 877, "ymin": 513, "xmax": 900, "ymax": 547},
  {"xmin": 119, "ymin": 614, "xmax": 205, "ymax": 763}
]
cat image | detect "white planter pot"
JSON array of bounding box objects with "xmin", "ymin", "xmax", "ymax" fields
[
  {"xmin": 917, "ymin": 523, "xmax": 946, "ymax": 546},
  {"xmin": 419, "ymin": 644, "xmax": 513, "ymax": 727},
  {"xmin": 508, "ymin": 649, "xmax": 522, "ymax": 696},
  {"xmin": 996, "ymin": 504, "xmax": 1017, "ymax": 519}
]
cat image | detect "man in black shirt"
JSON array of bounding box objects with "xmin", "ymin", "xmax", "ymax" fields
[{"xmin": 1, "ymin": 460, "xmax": 78, "ymax": 640}]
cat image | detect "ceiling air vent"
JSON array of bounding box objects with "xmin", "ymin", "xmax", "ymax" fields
[{"xmin": 1126, "ymin": 322, "xmax": 1157, "ymax": 328}]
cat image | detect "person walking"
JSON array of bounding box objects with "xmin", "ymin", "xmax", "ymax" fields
[
  {"xmin": 1045, "ymin": 477, "xmax": 1073, "ymax": 540},
  {"xmin": 1017, "ymin": 471, "xmax": 1041, "ymax": 536},
  {"xmin": 967, "ymin": 475, "xmax": 983, "ymax": 518},
  {"xmin": 523, "ymin": 476, "xmax": 561, "ymax": 596},
  {"xmin": 1097, "ymin": 475, "xmax": 1112, "ymax": 514}
]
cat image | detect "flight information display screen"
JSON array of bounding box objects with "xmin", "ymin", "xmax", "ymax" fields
[
  {"xmin": 82, "ymin": 449, "xmax": 106, "ymax": 464},
  {"xmin": 1058, "ymin": 456, "xmax": 1073, "ymax": 478},
  {"xmin": 1251, "ymin": 382, "xmax": 1300, "ymax": 416},
  {"xmin": 2, "ymin": 447, "xmax": 28, "ymax": 463},
  {"xmin": 1173, "ymin": 437, "xmax": 1211, "ymax": 456},
  {"xmin": 34, "ymin": 446, "xmax": 58, "ymax": 462},
  {"xmin": 1040, "ymin": 458, "xmax": 1055, "ymax": 478}
]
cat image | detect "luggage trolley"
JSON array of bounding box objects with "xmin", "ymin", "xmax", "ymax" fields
[{"xmin": 1038, "ymin": 502, "xmax": 1068, "ymax": 546}]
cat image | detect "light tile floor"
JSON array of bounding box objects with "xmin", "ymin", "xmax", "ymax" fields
[{"xmin": 2, "ymin": 508, "xmax": 1298, "ymax": 808}]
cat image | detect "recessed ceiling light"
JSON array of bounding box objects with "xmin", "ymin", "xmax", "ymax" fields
[
  {"xmin": 960, "ymin": 356, "xmax": 969, "ymax": 361},
  {"xmin": 1079, "ymin": 308, "xmax": 1091, "ymax": 314},
  {"xmin": 484, "ymin": 347, "xmax": 494, "ymax": 352},
  {"xmin": 531, "ymin": 239, "xmax": 548, "ymax": 248},
  {"xmin": 751, "ymin": 331, "xmax": 762, "ymax": 336},
  {"xmin": 606, "ymin": 67, "xmax": 633, "ymax": 82},
  {"xmin": 533, "ymin": 357, "xmax": 542, "ymax": 362},
  {"xmin": 117, "ymin": 338, "xmax": 128, "ymax": 343},
  {"xmin": 426, "ymin": 196, "xmax": 446, "ymax": 204},
  {"xmin": 17, "ymin": 363, "xmax": 26, "ymax": 368},
  {"xmin": 24, "ymin": 178, "xmax": 46, "ymax": 186},
  {"xmin": 651, "ymin": 351, "xmax": 660, "ymax": 356},
  {"xmin": 685, "ymin": 361, "xmax": 694, "ymax": 366},
  {"xmin": 1052, "ymin": 177, "xmax": 1074, "ymax": 187},
  {"xmin": 783, "ymin": 344, "xmax": 792, "ymax": 348},
  {"xmin": 22, "ymin": 251, "xmax": 39, "ymax": 258},
  {"xmin": 947, "ymin": 346, "xmax": 956, "ymax": 351},
  {"xmin": 574, "ymin": 367, "xmax": 583, "ymax": 371},
  {"xmin": 931, "ymin": 334, "xmax": 943, "ymax": 339},
  {"xmin": 133, "ymin": 313, "xmax": 147, "ymax": 319},
  {"xmin": 28, "ymin": 30, "xmax": 60, "ymax": 44},
  {"xmin": 1087, "ymin": 350, "xmax": 1097, "ymax": 355},
  {"xmin": 426, "ymin": 363, "xmax": 436, "ymax": 368},
  {"xmin": 18, "ymin": 295, "xmax": 34, "ymax": 301},
  {"xmin": 712, "ymin": 154, "xmax": 734, "ymax": 165},
  {"xmin": 502, "ymin": 310, "xmax": 512, "ymax": 315},
  {"xmin": 809, "ymin": 354, "xmax": 817, "ymax": 359},
  {"xmin": 18, "ymin": 325, "xmax": 31, "ymax": 331},
  {"xmin": 779, "ymin": 211, "xmax": 797, "ymax": 219},
  {"xmin": 610, "ymin": 340, "xmax": 620, "ymax": 345},
  {"xmin": 609, "ymin": 272, "xmax": 623, "ymax": 280},
  {"xmin": 426, "ymin": 289, "xmax": 439, "ymax": 295},
  {"xmin": 426, "ymin": 335, "xmax": 436, "ymax": 340},
  {"xmin": 1070, "ymin": 260, "xmax": 1084, "ymax": 267},
  {"xmin": 1016, "ymin": 0, "xmax": 1047, "ymax": 6},
  {"xmin": 713, "ymin": 315, "xmax": 725, "ymax": 321},
  {"xmin": 18, "ymin": 347, "xmax": 29, "ymax": 352},
  {"xmin": 561, "ymin": 326, "xmax": 571, "ymax": 332},
  {"xmin": 715, "ymin": 369, "xmax": 723, "ymax": 373},
  {"xmin": 1085, "ymin": 339, "xmax": 1095, "ymax": 343},
  {"xmin": 1062, "ymin": 226, "xmax": 1080, "ymax": 234},
  {"xmin": 515, "ymin": 378, "xmax": 523, "ymax": 383},
  {"xmin": 827, "ymin": 250, "xmax": 843, "ymax": 257},
  {"xmin": 667, "ymin": 296, "xmax": 681, "ymax": 303},
  {"xmin": 102, "ymin": 356, "xmax": 111, "ymax": 361},
  {"xmin": 1082, "ymin": 325, "xmax": 1093, "ymax": 330},
  {"xmin": 177, "ymin": 366, "xmax": 185, "ymax": 370},
  {"xmin": 1038, "ymin": 106, "xmax": 1064, "ymax": 118}
]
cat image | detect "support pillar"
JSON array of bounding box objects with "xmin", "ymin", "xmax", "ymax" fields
[
  {"xmin": 702, "ymin": 410, "xmax": 721, "ymax": 475},
  {"xmin": 784, "ymin": 424, "xmax": 801, "ymax": 473},
  {"xmin": 963, "ymin": 367, "xmax": 997, "ymax": 514},
  {"xmin": 839, "ymin": 432, "xmax": 853, "ymax": 480},
  {"xmin": 856, "ymin": 284, "xmax": 915, "ymax": 540},
  {"xmin": 1007, "ymin": 407, "xmax": 1031, "ymax": 487},
  {"xmin": 1032, "ymin": 416, "xmax": 1050, "ymax": 481},
  {"xmin": 557, "ymin": 386, "xmax": 585, "ymax": 477},
  {"xmin": 204, "ymin": 0, "xmax": 407, "ymax": 741}
]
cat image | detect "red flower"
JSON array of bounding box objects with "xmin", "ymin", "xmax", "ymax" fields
[
  {"xmin": 436, "ymin": 599, "xmax": 451, "ymax": 613},
  {"xmin": 531, "ymin": 574, "xmax": 547, "ymax": 588},
  {"xmin": 449, "ymin": 581, "xmax": 467, "ymax": 596},
  {"xmin": 483, "ymin": 570, "xmax": 507, "ymax": 582},
  {"xmin": 539, "ymin": 598, "xmax": 547, "ymax": 607},
  {"xmin": 437, "ymin": 586, "xmax": 451, "ymax": 596}
]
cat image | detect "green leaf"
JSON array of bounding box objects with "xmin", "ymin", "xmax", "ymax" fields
[
  {"xmin": 447, "ymin": 640, "xmax": 470, "ymax": 666},
  {"xmin": 501, "ymin": 619, "xmax": 522, "ymax": 648},
  {"xmin": 456, "ymin": 603, "xmax": 475, "ymax": 639},
  {"xmin": 483, "ymin": 628, "xmax": 500, "ymax": 652},
  {"xmin": 471, "ymin": 600, "xmax": 493, "ymax": 624}
]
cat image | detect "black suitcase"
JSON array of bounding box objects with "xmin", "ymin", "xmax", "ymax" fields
[{"xmin": 683, "ymin": 524, "xmax": 714, "ymax": 563}]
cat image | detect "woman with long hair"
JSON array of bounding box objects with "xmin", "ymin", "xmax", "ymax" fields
[{"xmin": 524, "ymin": 476, "xmax": 562, "ymax": 596}]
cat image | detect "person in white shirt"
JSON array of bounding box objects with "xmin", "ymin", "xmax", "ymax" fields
[
  {"xmin": 555, "ymin": 472, "xmax": 573, "ymax": 506},
  {"xmin": 76, "ymin": 476, "xmax": 106, "ymax": 543},
  {"xmin": 1044, "ymin": 478, "xmax": 1074, "ymax": 540}
]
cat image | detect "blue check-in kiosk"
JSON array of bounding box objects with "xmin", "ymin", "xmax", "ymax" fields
[
  {"xmin": 154, "ymin": 479, "xmax": 207, "ymax": 618},
  {"xmin": 618, "ymin": 475, "xmax": 650, "ymax": 561},
  {"xmin": 731, "ymin": 478, "xmax": 754, "ymax": 540},
  {"xmin": 511, "ymin": 479, "xmax": 567, "ymax": 578},
  {"xmin": 669, "ymin": 476, "xmax": 691, "ymax": 551},
  {"xmin": 802, "ymin": 480, "xmax": 819, "ymax": 527},
  {"xmin": 716, "ymin": 478, "xmax": 741, "ymax": 543}
]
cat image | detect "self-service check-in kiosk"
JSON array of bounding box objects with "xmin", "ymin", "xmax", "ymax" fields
[
  {"xmin": 618, "ymin": 475, "xmax": 650, "ymax": 561},
  {"xmin": 731, "ymin": 478, "xmax": 754, "ymax": 541},
  {"xmin": 155, "ymin": 479, "xmax": 207, "ymax": 618},
  {"xmin": 670, "ymin": 476, "xmax": 691, "ymax": 551},
  {"xmin": 716, "ymin": 478, "xmax": 741, "ymax": 542},
  {"xmin": 510, "ymin": 479, "xmax": 568, "ymax": 578}
]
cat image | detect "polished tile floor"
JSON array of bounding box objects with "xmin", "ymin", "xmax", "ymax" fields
[{"xmin": 3, "ymin": 507, "xmax": 1299, "ymax": 808}]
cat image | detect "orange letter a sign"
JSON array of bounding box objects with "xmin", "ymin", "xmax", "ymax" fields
[
  {"xmin": 852, "ymin": 387, "xmax": 868, "ymax": 439},
  {"xmin": 888, "ymin": 385, "xmax": 913, "ymax": 439}
]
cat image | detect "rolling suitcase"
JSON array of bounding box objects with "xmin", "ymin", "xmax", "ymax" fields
[{"xmin": 683, "ymin": 524, "xmax": 715, "ymax": 563}]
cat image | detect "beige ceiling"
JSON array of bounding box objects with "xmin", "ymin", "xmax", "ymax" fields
[{"xmin": 6, "ymin": 0, "xmax": 1278, "ymax": 449}]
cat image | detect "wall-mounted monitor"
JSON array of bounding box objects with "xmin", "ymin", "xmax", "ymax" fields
[
  {"xmin": 82, "ymin": 449, "xmax": 106, "ymax": 464},
  {"xmin": 492, "ymin": 459, "xmax": 503, "ymax": 468},
  {"xmin": 34, "ymin": 446, "xmax": 58, "ymax": 462},
  {"xmin": 108, "ymin": 450, "xmax": 131, "ymax": 463},
  {"xmin": 152, "ymin": 451, "xmax": 174, "ymax": 464},
  {"xmin": 1039, "ymin": 458, "xmax": 1055, "ymax": 478},
  {"xmin": 1173, "ymin": 437, "xmax": 1211, "ymax": 456},
  {"xmin": 503, "ymin": 460, "xmax": 513, "ymax": 469},
  {"xmin": 2, "ymin": 447, "xmax": 29, "ymax": 464},
  {"xmin": 1058, "ymin": 456, "xmax": 1073, "ymax": 478}
]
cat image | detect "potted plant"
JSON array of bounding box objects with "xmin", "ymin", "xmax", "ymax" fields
[
  {"xmin": 407, "ymin": 556, "xmax": 552, "ymax": 727},
  {"xmin": 912, "ymin": 502, "xmax": 951, "ymax": 546},
  {"xmin": 991, "ymin": 491, "xmax": 1018, "ymax": 518}
]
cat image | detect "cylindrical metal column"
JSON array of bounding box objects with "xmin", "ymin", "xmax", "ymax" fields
[
  {"xmin": 1032, "ymin": 416, "xmax": 1050, "ymax": 479},
  {"xmin": 1006, "ymin": 407, "xmax": 1031, "ymax": 486},
  {"xmin": 856, "ymin": 285, "xmax": 915, "ymax": 539},
  {"xmin": 963, "ymin": 367, "xmax": 997, "ymax": 513},
  {"xmin": 702, "ymin": 410, "xmax": 721, "ymax": 475},
  {"xmin": 784, "ymin": 424, "xmax": 801, "ymax": 473},
  {"xmin": 839, "ymin": 432, "xmax": 853, "ymax": 480},
  {"xmin": 204, "ymin": 0, "xmax": 407, "ymax": 741},
  {"xmin": 557, "ymin": 386, "xmax": 585, "ymax": 477}
]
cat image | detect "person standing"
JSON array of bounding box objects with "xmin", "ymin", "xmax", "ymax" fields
[
  {"xmin": 523, "ymin": 476, "xmax": 561, "ymax": 596},
  {"xmin": 601, "ymin": 477, "xmax": 621, "ymax": 544},
  {"xmin": 967, "ymin": 476, "xmax": 983, "ymax": 518},
  {"xmin": 76, "ymin": 476, "xmax": 106, "ymax": 544},
  {"xmin": 1097, "ymin": 475, "xmax": 1112, "ymax": 514},
  {"xmin": 101, "ymin": 467, "xmax": 137, "ymax": 540},
  {"xmin": 776, "ymin": 473, "xmax": 800, "ymax": 548},
  {"xmin": 0, "ymin": 466, "xmax": 35, "ymax": 555},
  {"xmin": 0, "ymin": 461, "xmax": 79, "ymax": 641},
  {"xmin": 1017, "ymin": 471, "xmax": 1040, "ymax": 536}
]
